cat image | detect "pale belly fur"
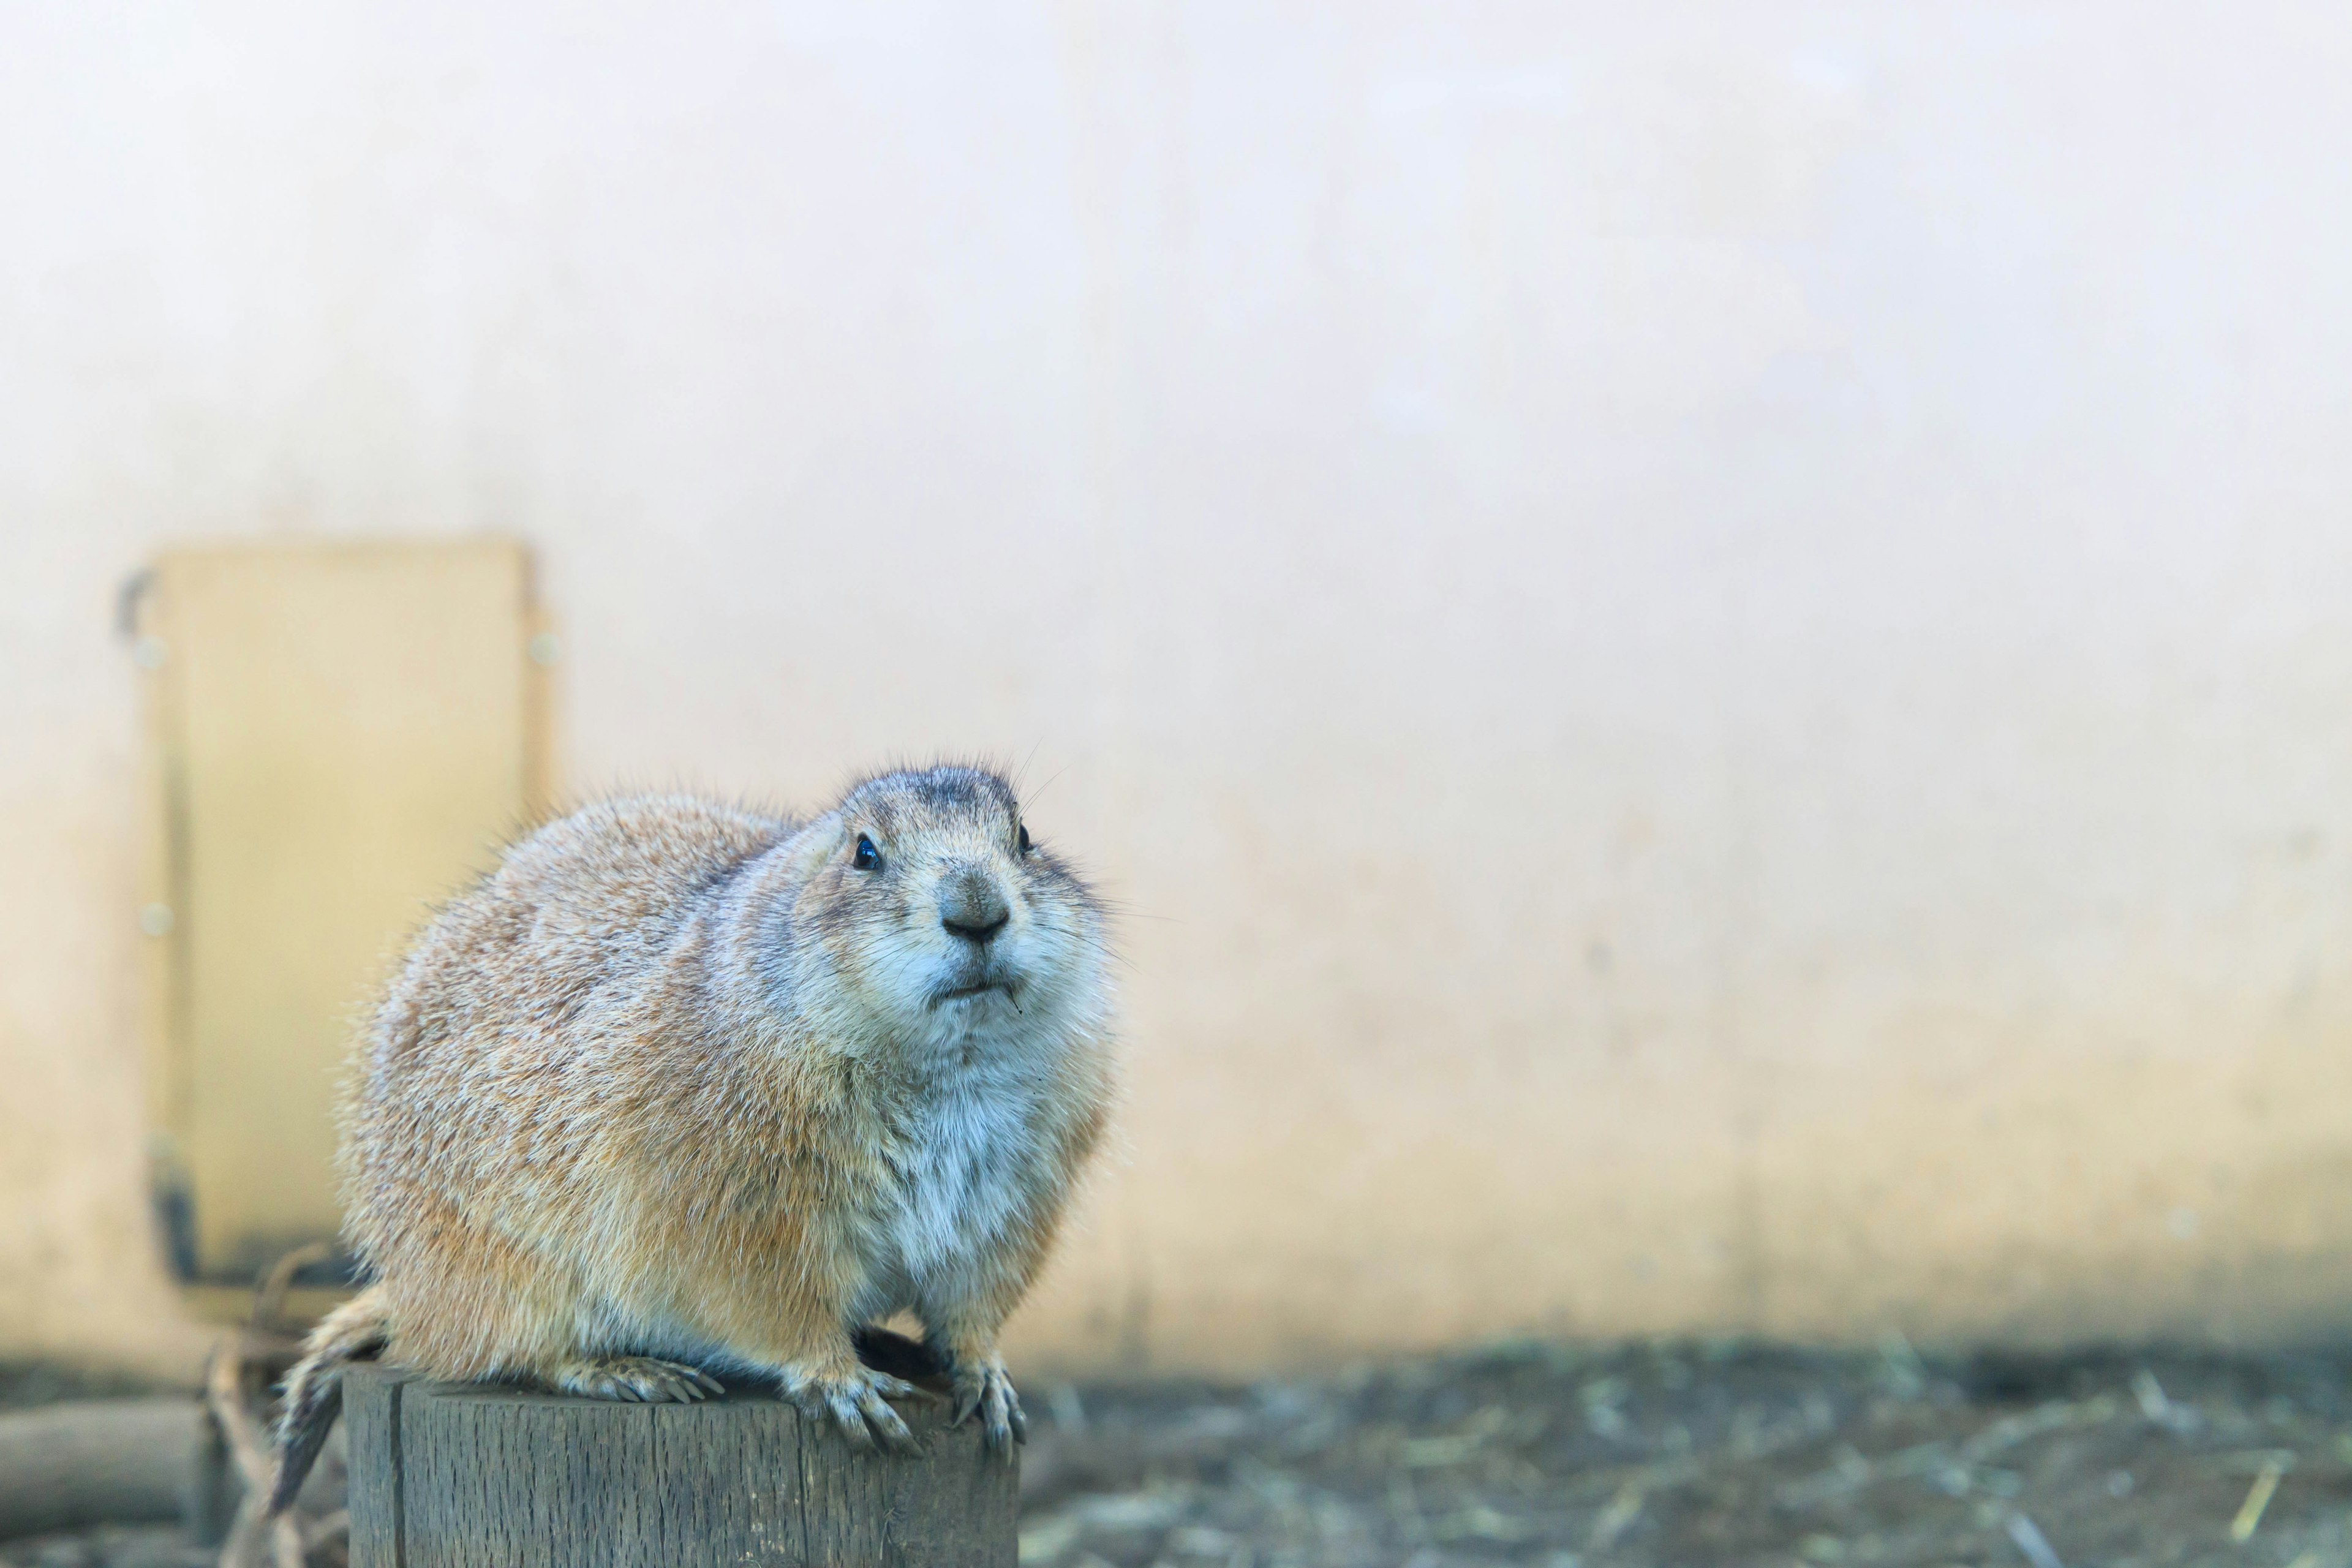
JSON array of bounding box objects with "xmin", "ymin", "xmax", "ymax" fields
[{"xmin": 850, "ymin": 1063, "xmax": 1050, "ymax": 1325}]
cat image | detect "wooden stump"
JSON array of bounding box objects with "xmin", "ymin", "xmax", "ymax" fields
[{"xmin": 344, "ymin": 1363, "xmax": 1017, "ymax": 1567}]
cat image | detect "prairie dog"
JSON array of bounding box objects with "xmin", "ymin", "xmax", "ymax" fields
[{"xmin": 270, "ymin": 764, "xmax": 1114, "ymax": 1509}]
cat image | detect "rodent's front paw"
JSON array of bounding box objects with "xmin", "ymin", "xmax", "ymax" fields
[
  {"xmin": 780, "ymin": 1363, "xmax": 924, "ymax": 1453},
  {"xmin": 950, "ymin": 1357, "xmax": 1026, "ymax": 1453}
]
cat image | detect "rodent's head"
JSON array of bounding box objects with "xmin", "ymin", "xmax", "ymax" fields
[{"xmin": 784, "ymin": 765, "xmax": 1108, "ymax": 1056}]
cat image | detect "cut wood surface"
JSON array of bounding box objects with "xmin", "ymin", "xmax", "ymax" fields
[{"xmin": 344, "ymin": 1363, "xmax": 1017, "ymax": 1567}]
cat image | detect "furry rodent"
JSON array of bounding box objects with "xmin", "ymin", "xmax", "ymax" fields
[{"xmin": 269, "ymin": 764, "xmax": 1114, "ymax": 1510}]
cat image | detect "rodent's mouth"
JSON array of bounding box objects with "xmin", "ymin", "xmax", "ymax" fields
[{"xmin": 930, "ymin": 980, "xmax": 1017, "ymax": 1008}]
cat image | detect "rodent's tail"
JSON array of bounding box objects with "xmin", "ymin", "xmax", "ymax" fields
[{"xmin": 267, "ymin": 1284, "xmax": 389, "ymax": 1515}]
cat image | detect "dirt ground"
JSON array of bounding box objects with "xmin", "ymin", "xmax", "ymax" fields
[
  {"xmin": 1012, "ymin": 1340, "xmax": 2352, "ymax": 1568},
  {"xmin": 10, "ymin": 1341, "xmax": 2352, "ymax": 1567}
]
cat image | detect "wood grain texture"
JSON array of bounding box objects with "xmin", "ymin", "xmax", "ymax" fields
[{"xmin": 345, "ymin": 1363, "xmax": 1015, "ymax": 1567}]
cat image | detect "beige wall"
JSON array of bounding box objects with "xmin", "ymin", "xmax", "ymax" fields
[{"xmin": 6, "ymin": 2, "xmax": 2352, "ymax": 1378}]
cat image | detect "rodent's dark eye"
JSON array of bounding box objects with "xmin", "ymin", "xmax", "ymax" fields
[
  {"xmin": 853, "ymin": 834, "xmax": 881, "ymax": 871},
  {"xmin": 1017, "ymin": 823, "xmax": 1033, "ymax": 854}
]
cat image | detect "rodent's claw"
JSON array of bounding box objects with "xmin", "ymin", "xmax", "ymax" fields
[
  {"xmin": 850, "ymin": 1384, "xmax": 919, "ymax": 1453},
  {"xmin": 859, "ymin": 1373, "xmax": 924, "ymax": 1453},
  {"xmin": 782, "ymin": 1365, "xmax": 922, "ymax": 1454},
  {"xmin": 552, "ymin": 1355, "xmax": 720, "ymax": 1404},
  {"xmin": 951, "ymin": 1358, "xmax": 1024, "ymax": 1455},
  {"xmin": 782, "ymin": 1384, "xmax": 843, "ymax": 1438}
]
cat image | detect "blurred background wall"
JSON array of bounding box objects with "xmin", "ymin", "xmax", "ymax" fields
[{"xmin": 6, "ymin": 2, "xmax": 2352, "ymax": 1380}]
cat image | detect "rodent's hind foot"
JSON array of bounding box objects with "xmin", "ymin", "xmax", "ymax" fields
[
  {"xmin": 780, "ymin": 1362, "xmax": 926, "ymax": 1453},
  {"xmin": 949, "ymin": 1356, "xmax": 1026, "ymax": 1453},
  {"xmin": 550, "ymin": 1355, "xmax": 724, "ymax": 1403}
]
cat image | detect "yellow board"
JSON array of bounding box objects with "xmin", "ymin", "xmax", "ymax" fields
[{"xmin": 134, "ymin": 539, "xmax": 549, "ymax": 1296}]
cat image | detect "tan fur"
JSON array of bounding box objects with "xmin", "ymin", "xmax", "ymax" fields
[{"xmin": 273, "ymin": 766, "xmax": 1113, "ymax": 1502}]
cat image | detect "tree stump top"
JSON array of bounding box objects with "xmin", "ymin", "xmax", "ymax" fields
[{"xmin": 344, "ymin": 1363, "xmax": 1017, "ymax": 1567}]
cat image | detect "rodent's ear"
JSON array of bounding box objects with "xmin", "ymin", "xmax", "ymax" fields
[{"xmin": 781, "ymin": 815, "xmax": 852, "ymax": 880}]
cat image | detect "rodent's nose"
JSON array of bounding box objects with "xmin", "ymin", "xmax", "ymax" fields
[
  {"xmin": 939, "ymin": 872, "xmax": 1010, "ymax": 946},
  {"xmin": 943, "ymin": 910, "xmax": 1009, "ymax": 945}
]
